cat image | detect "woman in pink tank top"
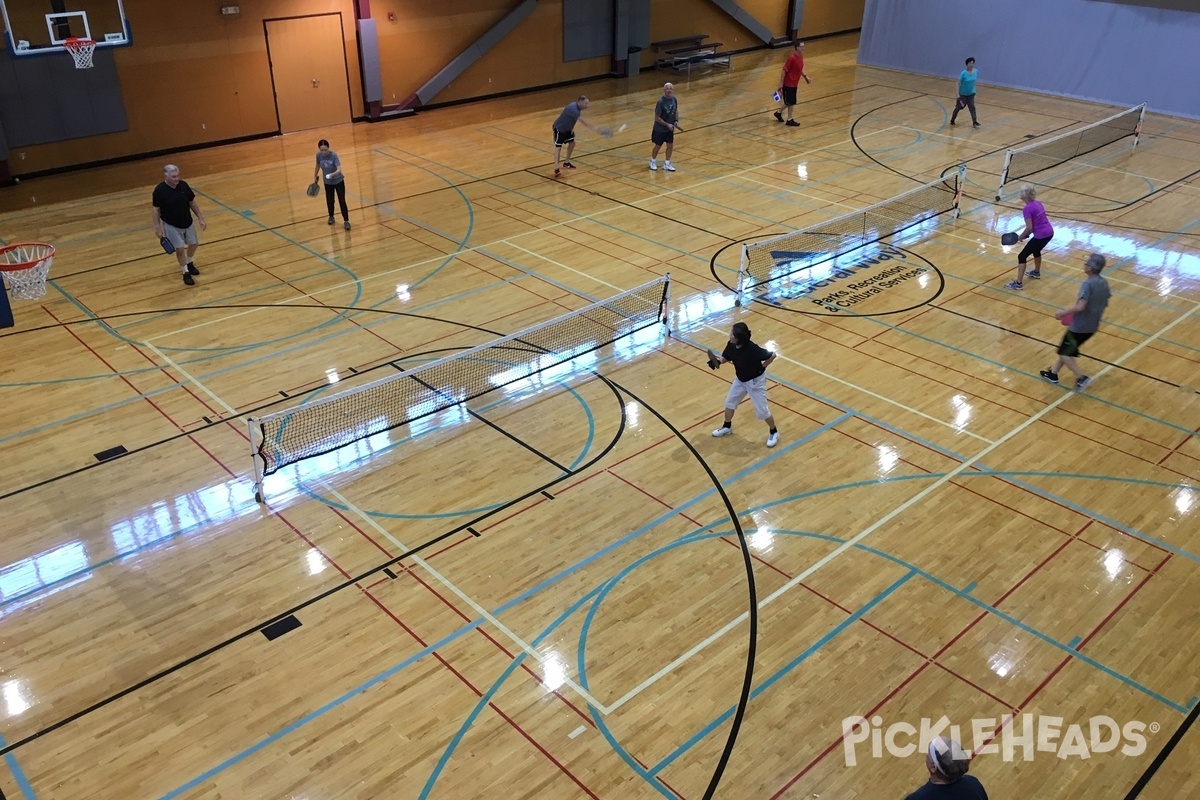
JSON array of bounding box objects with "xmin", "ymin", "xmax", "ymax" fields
[{"xmin": 1007, "ymin": 185, "xmax": 1055, "ymax": 290}]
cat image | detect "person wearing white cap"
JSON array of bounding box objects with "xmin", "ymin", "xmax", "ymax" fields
[{"xmin": 904, "ymin": 736, "xmax": 988, "ymax": 799}]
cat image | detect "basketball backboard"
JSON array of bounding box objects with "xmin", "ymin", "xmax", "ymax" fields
[{"xmin": 1, "ymin": 0, "xmax": 129, "ymax": 55}]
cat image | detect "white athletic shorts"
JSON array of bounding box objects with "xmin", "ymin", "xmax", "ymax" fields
[{"xmin": 724, "ymin": 374, "xmax": 771, "ymax": 419}]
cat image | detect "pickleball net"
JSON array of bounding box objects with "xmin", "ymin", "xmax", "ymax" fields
[
  {"xmin": 996, "ymin": 103, "xmax": 1146, "ymax": 199},
  {"xmin": 248, "ymin": 274, "xmax": 671, "ymax": 501},
  {"xmin": 736, "ymin": 166, "xmax": 964, "ymax": 304}
]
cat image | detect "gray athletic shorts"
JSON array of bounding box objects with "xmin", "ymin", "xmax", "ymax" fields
[{"xmin": 163, "ymin": 222, "xmax": 198, "ymax": 249}]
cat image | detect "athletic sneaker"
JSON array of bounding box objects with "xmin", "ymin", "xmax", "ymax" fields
[
  {"xmin": 766, "ymin": 431, "xmax": 780, "ymax": 447},
  {"xmin": 186, "ymin": 263, "xmax": 200, "ymax": 276},
  {"xmin": 949, "ymin": 120, "xmax": 957, "ymax": 126},
  {"xmin": 973, "ymin": 122, "xmax": 981, "ymax": 127},
  {"xmin": 1040, "ymin": 370, "xmax": 1059, "ymax": 384},
  {"xmin": 1076, "ymin": 376, "xmax": 1092, "ymax": 391},
  {"xmin": 327, "ymin": 216, "xmax": 335, "ymax": 225},
  {"xmin": 774, "ymin": 110, "xmax": 783, "ymax": 122},
  {"xmin": 649, "ymin": 160, "xmax": 657, "ymax": 171},
  {"xmin": 562, "ymin": 162, "xmax": 576, "ymax": 170},
  {"xmin": 344, "ymin": 221, "xmax": 351, "ymax": 230},
  {"xmin": 554, "ymin": 169, "xmax": 561, "ymax": 178},
  {"xmin": 1005, "ymin": 280, "xmax": 1023, "ymax": 290},
  {"xmin": 712, "ymin": 425, "xmax": 733, "ymax": 438},
  {"xmin": 663, "ymin": 161, "xmax": 676, "ymax": 172},
  {"xmin": 182, "ymin": 272, "xmax": 195, "ymax": 286},
  {"xmin": 785, "ymin": 119, "xmax": 800, "ymax": 127},
  {"xmin": 1028, "ymin": 270, "xmax": 1041, "ymax": 279}
]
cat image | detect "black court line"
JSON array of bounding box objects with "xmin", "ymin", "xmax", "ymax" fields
[
  {"xmin": 616, "ymin": 384, "xmax": 758, "ymax": 800},
  {"xmin": 0, "ymin": 372, "xmax": 628, "ymax": 759},
  {"xmin": 392, "ymin": 362, "xmax": 571, "ymax": 474},
  {"xmin": 1123, "ymin": 702, "xmax": 1200, "ymax": 798},
  {"xmin": 934, "ymin": 305, "xmax": 1186, "ymax": 390}
]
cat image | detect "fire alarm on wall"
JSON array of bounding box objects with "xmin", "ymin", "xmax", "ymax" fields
[{"xmin": 220, "ymin": 5, "xmax": 240, "ymax": 14}]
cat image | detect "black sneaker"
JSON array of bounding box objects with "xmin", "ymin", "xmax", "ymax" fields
[
  {"xmin": 562, "ymin": 162, "xmax": 576, "ymax": 170},
  {"xmin": 186, "ymin": 262, "xmax": 200, "ymax": 276},
  {"xmin": 949, "ymin": 120, "xmax": 957, "ymax": 126},
  {"xmin": 1039, "ymin": 370, "xmax": 1058, "ymax": 384},
  {"xmin": 774, "ymin": 110, "xmax": 783, "ymax": 122},
  {"xmin": 785, "ymin": 119, "xmax": 800, "ymax": 127},
  {"xmin": 1076, "ymin": 376, "xmax": 1092, "ymax": 391},
  {"xmin": 973, "ymin": 121, "xmax": 981, "ymax": 127},
  {"xmin": 182, "ymin": 272, "xmax": 195, "ymax": 286}
]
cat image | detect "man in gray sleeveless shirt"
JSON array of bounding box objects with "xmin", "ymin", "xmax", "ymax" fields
[{"xmin": 1040, "ymin": 252, "xmax": 1111, "ymax": 391}]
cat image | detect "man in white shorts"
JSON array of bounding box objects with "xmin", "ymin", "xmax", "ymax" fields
[
  {"xmin": 712, "ymin": 322, "xmax": 780, "ymax": 447},
  {"xmin": 152, "ymin": 164, "xmax": 207, "ymax": 285}
]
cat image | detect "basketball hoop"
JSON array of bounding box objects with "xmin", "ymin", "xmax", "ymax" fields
[
  {"xmin": 63, "ymin": 37, "xmax": 96, "ymax": 69},
  {"xmin": 0, "ymin": 243, "xmax": 56, "ymax": 300}
]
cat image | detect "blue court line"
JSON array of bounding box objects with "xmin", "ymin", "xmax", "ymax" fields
[
  {"xmin": 490, "ymin": 412, "xmax": 855, "ymax": 617},
  {"xmin": 963, "ymin": 581, "xmax": 976, "ymax": 594},
  {"xmin": 158, "ymin": 619, "xmax": 484, "ymax": 800},
  {"xmin": 1068, "ymin": 636, "xmax": 1083, "ymax": 649},
  {"xmin": 0, "ymin": 732, "xmax": 38, "ymax": 800},
  {"xmin": 644, "ymin": 566, "xmax": 917, "ymax": 776}
]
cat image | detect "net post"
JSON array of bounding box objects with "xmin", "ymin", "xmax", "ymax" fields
[
  {"xmin": 660, "ymin": 272, "xmax": 672, "ymax": 336},
  {"xmin": 248, "ymin": 417, "xmax": 266, "ymax": 503},
  {"xmin": 1133, "ymin": 103, "xmax": 1146, "ymax": 148},
  {"xmin": 735, "ymin": 244, "xmax": 748, "ymax": 307},
  {"xmin": 996, "ymin": 150, "xmax": 1012, "ymax": 201},
  {"xmin": 953, "ymin": 164, "xmax": 965, "ymax": 218}
]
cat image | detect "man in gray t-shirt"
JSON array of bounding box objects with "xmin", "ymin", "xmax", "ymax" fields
[
  {"xmin": 552, "ymin": 95, "xmax": 602, "ymax": 178},
  {"xmin": 649, "ymin": 83, "xmax": 682, "ymax": 172},
  {"xmin": 1040, "ymin": 253, "xmax": 1112, "ymax": 391}
]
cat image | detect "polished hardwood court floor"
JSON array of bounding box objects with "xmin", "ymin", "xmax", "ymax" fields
[{"xmin": 1, "ymin": 35, "xmax": 1198, "ymax": 799}]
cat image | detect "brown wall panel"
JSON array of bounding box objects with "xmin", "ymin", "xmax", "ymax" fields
[
  {"xmin": 440, "ymin": 1, "xmax": 609, "ymax": 104},
  {"xmin": 11, "ymin": 0, "xmax": 362, "ymax": 174},
  {"xmin": 799, "ymin": 0, "xmax": 865, "ymax": 38}
]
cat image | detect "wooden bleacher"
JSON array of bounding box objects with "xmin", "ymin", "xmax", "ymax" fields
[{"xmin": 651, "ymin": 34, "xmax": 731, "ymax": 75}]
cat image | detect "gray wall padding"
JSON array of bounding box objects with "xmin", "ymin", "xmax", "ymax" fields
[
  {"xmin": 859, "ymin": 0, "xmax": 1200, "ymax": 120},
  {"xmin": 564, "ymin": 0, "xmax": 615, "ymax": 61},
  {"xmin": 0, "ymin": 45, "xmax": 129, "ymax": 147},
  {"xmin": 358, "ymin": 18, "xmax": 382, "ymax": 104}
]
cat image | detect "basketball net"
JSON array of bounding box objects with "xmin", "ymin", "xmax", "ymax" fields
[{"xmin": 64, "ymin": 38, "xmax": 96, "ymax": 69}]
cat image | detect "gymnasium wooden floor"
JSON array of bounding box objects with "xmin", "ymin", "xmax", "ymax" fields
[{"xmin": 1, "ymin": 35, "xmax": 1198, "ymax": 799}]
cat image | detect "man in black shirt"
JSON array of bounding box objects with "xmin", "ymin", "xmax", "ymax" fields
[
  {"xmin": 152, "ymin": 164, "xmax": 207, "ymax": 286},
  {"xmin": 712, "ymin": 322, "xmax": 780, "ymax": 447},
  {"xmin": 905, "ymin": 737, "xmax": 988, "ymax": 799}
]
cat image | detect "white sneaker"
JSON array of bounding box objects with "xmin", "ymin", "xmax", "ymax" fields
[
  {"xmin": 664, "ymin": 161, "xmax": 676, "ymax": 172},
  {"xmin": 712, "ymin": 426, "xmax": 733, "ymax": 437},
  {"xmin": 649, "ymin": 159, "xmax": 657, "ymax": 171},
  {"xmin": 766, "ymin": 431, "xmax": 779, "ymax": 447}
]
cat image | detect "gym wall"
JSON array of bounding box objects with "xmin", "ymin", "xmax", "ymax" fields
[
  {"xmin": 859, "ymin": 0, "xmax": 1200, "ymax": 120},
  {"xmin": 3, "ymin": 0, "xmax": 865, "ymax": 176}
]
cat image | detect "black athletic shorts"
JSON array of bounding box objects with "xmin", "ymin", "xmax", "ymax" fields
[
  {"xmin": 553, "ymin": 128, "xmax": 575, "ymax": 147},
  {"xmin": 651, "ymin": 129, "xmax": 674, "ymax": 146},
  {"xmin": 1057, "ymin": 330, "xmax": 1094, "ymax": 357},
  {"xmin": 782, "ymin": 86, "xmax": 798, "ymax": 106}
]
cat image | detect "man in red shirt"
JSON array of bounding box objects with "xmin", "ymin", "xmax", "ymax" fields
[{"xmin": 774, "ymin": 40, "xmax": 811, "ymax": 127}]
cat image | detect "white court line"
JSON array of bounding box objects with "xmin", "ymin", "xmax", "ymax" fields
[
  {"xmin": 145, "ymin": 342, "xmax": 239, "ymax": 418},
  {"xmin": 568, "ymin": 725, "xmax": 587, "ymax": 739},
  {"xmin": 144, "ymin": 128, "xmax": 903, "ymax": 343},
  {"xmin": 605, "ymin": 300, "xmax": 1196, "ymax": 713},
  {"xmin": 325, "ymin": 485, "xmax": 614, "ymax": 714},
  {"xmin": 503, "ymin": 242, "xmax": 624, "ymax": 291}
]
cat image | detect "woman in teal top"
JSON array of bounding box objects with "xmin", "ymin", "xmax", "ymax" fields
[{"xmin": 950, "ymin": 57, "xmax": 979, "ymax": 127}]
